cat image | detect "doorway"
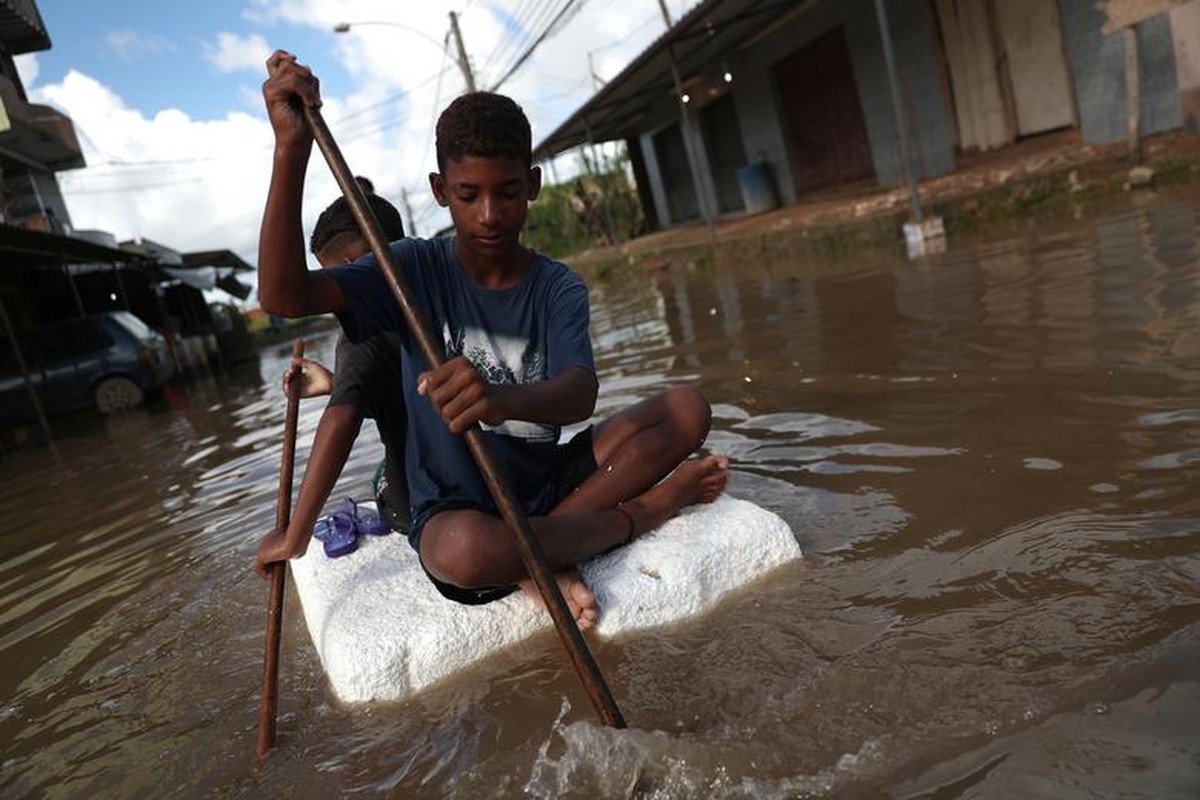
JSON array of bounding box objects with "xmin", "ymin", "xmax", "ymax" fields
[
  {"xmin": 773, "ymin": 26, "xmax": 875, "ymax": 193},
  {"xmin": 699, "ymin": 93, "xmax": 748, "ymax": 214}
]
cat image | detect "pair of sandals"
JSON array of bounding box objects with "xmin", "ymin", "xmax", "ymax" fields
[{"xmin": 312, "ymin": 497, "xmax": 390, "ymax": 558}]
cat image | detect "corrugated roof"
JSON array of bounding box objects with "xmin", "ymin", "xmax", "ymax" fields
[
  {"xmin": 182, "ymin": 249, "xmax": 255, "ymax": 273},
  {"xmin": 0, "ymin": 224, "xmax": 152, "ymax": 271},
  {"xmin": 532, "ymin": 0, "xmax": 807, "ymax": 161},
  {"xmin": 0, "ymin": 0, "xmax": 50, "ymax": 54}
]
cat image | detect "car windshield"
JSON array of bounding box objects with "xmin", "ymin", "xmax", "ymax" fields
[{"xmin": 110, "ymin": 311, "xmax": 154, "ymax": 338}]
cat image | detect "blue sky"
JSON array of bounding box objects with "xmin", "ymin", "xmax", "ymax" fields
[
  {"xmin": 35, "ymin": 0, "xmax": 354, "ymax": 120},
  {"xmin": 20, "ymin": 0, "xmax": 698, "ymax": 294}
]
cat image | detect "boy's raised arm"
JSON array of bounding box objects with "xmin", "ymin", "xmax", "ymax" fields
[{"xmin": 258, "ymin": 50, "xmax": 345, "ymax": 318}]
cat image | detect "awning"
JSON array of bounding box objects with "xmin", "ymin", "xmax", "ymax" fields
[
  {"xmin": 162, "ymin": 265, "xmax": 253, "ymax": 300},
  {"xmin": 180, "ymin": 249, "xmax": 255, "ymax": 300},
  {"xmin": 181, "ymin": 248, "xmax": 255, "ymax": 272},
  {"xmin": 532, "ymin": 0, "xmax": 808, "ymax": 161},
  {"xmin": 0, "ymin": 224, "xmax": 153, "ymax": 271}
]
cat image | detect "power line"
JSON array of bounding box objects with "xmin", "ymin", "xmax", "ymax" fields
[
  {"xmin": 331, "ymin": 65, "xmax": 450, "ymax": 127},
  {"xmin": 484, "ymin": 0, "xmax": 564, "ymax": 86},
  {"xmin": 478, "ymin": 0, "xmax": 552, "ymax": 80},
  {"xmin": 490, "ymin": 0, "xmax": 587, "ymax": 92},
  {"xmin": 336, "ymin": 66, "xmax": 453, "ymax": 145},
  {"xmin": 61, "ymin": 177, "xmax": 204, "ymax": 194},
  {"xmin": 417, "ymin": 44, "xmax": 451, "ymax": 176},
  {"xmin": 539, "ymin": 73, "xmax": 591, "ymax": 102},
  {"xmin": 57, "ymin": 68, "xmax": 449, "ymax": 175}
]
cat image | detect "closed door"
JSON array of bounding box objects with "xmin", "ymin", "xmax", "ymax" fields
[
  {"xmin": 993, "ymin": 0, "xmax": 1075, "ymax": 135},
  {"xmin": 774, "ymin": 26, "xmax": 874, "ymax": 193}
]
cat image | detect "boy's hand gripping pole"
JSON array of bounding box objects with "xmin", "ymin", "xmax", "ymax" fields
[
  {"xmin": 303, "ymin": 104, "xmax": 626, "ymax": 729},
  {"xmin": 258, "ymin": 340, "xmax": 305, "ymax": 759}
]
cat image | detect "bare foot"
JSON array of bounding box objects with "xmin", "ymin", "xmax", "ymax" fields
[
  {"xmin": 521, "ymin": 568, "xmax": 598, "ymax": 631},
  {"xmin": 665, "ymin": 454, "xmax": 730, "ymax": 505},
  {"xmin": 621, "ymin": 454, "xmax": 730, "ymax": 536}
]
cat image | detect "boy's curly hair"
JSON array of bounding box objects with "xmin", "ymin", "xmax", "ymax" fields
[
  {"xmin": 435, "ymin": 92, "xmax": 532, "ymax": 173},
  {"xmin": 310, "ymin": 192, "xmax": 405, "ymax": 255}
]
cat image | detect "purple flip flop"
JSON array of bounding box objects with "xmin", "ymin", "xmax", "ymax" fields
[
  {"xmin": 313, "ymin": 511, "xmax": 358, "ymax": 558},
  {"xmin": 343, "ymin": 497, "xmax": 390, "ymax": 536}
]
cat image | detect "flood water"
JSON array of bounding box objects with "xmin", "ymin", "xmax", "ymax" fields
[{"xmin": 2, "ymin": 189, "xmax": 1199, "ymax": 799}]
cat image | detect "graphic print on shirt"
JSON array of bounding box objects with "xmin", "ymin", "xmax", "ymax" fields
[{"xmin": 442, "ymin": 321, "xmax": 553, "ymax": 442}]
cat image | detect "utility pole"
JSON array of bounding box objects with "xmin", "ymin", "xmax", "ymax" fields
[
  {"xmin": 588, "ymin": 52, "xmax": 605, "ymax": 92},
  {"xmin": 665, "ymin": 47, "xmax": 714, "ymax": 243},
  {"xmin": 1124, "ymin": 26, "xmax": 1142, "ymax": 163},
  {"xmin": 657, "ymin": 0, "xmax": 673, "ymax": 28},
  {"xmin": 448, "ymin": 10, "xmax": 477, "ymax": 93},
  {"xmin": 873, "ymin": 0, "xmax": 921, "ymax": 224}
]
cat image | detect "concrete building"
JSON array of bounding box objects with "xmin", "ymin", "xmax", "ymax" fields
[
  {"xmin": 0, "ymin": 0, "xmax": 80, "ymax": 233},
  {"xmin": 534, "ymin": 0, "xmax": 1199, "ymax": 232},
  {"xmin": 0, "ymin": 1, "xmax": 258, "ymax": 436},
  {"xmin": 1171, "ymin": 1, "xmax": 1200, "ymax": 129}
]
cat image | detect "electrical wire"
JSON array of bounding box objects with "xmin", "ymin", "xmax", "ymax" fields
[
  {"xmin": 60, "ymin": 177, "xmax": 205, "ymax": 194},
  {"xmin": 490, "ymin": 0, "xmax": 587, "ymax": 91},
  {"xmin": 478, "ymin": 0, "xmax": 552, "ymax": 80},
  {"xmin": 486, "ymin": 0, "xmax": 564, "ymax": 84}
]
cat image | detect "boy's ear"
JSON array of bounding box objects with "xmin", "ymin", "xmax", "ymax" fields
[
  {"xmin": 429, "ymin": 172, "xmax": 449, "ymax": 207},
  {"xmin": 526, "ymin": 166, "xmax": 542, "ymax": 201}
]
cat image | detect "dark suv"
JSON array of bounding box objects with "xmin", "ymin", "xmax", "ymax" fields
[{"xmin": 0, "ymin": 311, "xmax": 173, "ymax": 425}]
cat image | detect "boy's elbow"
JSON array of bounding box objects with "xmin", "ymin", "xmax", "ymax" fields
[
  {"xmin": 256, "ymin": 278, "xmax": 294, "ymax": 317},
  {"xmin": 258, "ymin": 291, "xmax": 286, "ymax": 316},
  {"xmin": 259, "ymin": 272, "xmax": 340, "ymax": 318},
  {"xmin": 259, "ymin": 291, "xmax": 305, "ymax": 318},
  {"xmin": 575, "ymin": 371, "xmax": 599, "ymax": 420}
]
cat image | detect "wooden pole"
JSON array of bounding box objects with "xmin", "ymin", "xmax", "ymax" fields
[
  {"xmin": 302, "ymin": 104, "xmax": 626, "ymax": 729},
  {"xmin": 874, "ymin": 0, "xmax": 924, "ymax": 224},
  {"xmin": 257, "ymin": 339, "xmax": 305, "ymax": 759},
  {"xmin": 1124, "ymin": 26, "xmax": 1142, "ymax": 164},
  {"xmin": 0, "ymin": 294, "xmax": 60, "ymax": 462},
  {"xmin": 448, "ymin": 11, "xmax": 477, "ymax": 93}
]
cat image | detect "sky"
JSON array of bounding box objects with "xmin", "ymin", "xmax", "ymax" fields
[{"xmin": 19, "ymin": 0, "xmax": 701, "ymax": 299}]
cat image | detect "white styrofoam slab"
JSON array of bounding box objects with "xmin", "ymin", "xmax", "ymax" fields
[{"xmin": 291, "ymin": 494, "xmax": 800, "ymax": 703}]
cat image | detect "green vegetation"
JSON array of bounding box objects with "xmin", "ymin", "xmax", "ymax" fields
[
  {"xmin": 1154, "ymin": 157, "xmax": 1198, "ymax": 186},
  {"xmin": 524, "ymin": 151, "xmax": 643, "ymax": 258}
]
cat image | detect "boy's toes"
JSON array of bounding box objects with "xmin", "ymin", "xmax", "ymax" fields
[
  {"xmin": 696, "ymin": 455, "xmax": 730, "ymax": 502},
  {"xmin": 555, "ymin": 569, "xmax": 598, "ymax": 630}
]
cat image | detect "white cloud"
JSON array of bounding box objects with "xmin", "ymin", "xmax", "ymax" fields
[
  {"xmin": 105, "ymin": 29, "xmax": 178, "ymax": 62},
  {"xmin": 28, "ymin": 0, "xmax": 702, "ymax": 305},
  {"xmin": 206, "ymin": 31, "xmax": 272, "ymax": 74},
  {"xmin": 33, "ymin": 70, "xmax": 320, "ymax": 265}
]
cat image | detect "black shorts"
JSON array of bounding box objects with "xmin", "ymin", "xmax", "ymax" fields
[{"xmin": 411, "ymin": 427, "xmax": 598, "ymax": 605}]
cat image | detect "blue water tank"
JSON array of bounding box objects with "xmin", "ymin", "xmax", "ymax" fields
[{"xmin": 737, "ymin": 162, "xmax": 779, "ymax": 215}]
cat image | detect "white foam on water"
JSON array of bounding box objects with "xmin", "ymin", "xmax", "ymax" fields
[{"xmin": 291, "ymin": 494, "xmax": 801, "ymax": 704}]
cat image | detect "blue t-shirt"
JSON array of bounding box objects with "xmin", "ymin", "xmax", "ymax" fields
[{"xmin": 329, "ymin": 237, "xmax": 594, "ymax": 528}]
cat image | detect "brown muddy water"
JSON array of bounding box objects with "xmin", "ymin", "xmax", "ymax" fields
[{"xmin": 2, "ymin": 189, "xmax": 1199, "ymax": 799}]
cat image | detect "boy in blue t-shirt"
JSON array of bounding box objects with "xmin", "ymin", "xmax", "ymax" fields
[{"xmin": 257, "ymin": 50, "xmax": 728, "ymax": 628}]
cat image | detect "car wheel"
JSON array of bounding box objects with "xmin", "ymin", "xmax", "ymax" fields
[{"xmin": 94, "ymin": 376, "xmax": 145, "ymax": 414}]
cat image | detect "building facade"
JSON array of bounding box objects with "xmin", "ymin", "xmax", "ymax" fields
[
  {"xmin": 0, "ymin": 0, "xmax": 81, "ymax": 233},
  {"xmin": 535, "ymin": 0, "xmax": 1199, "ymax": 231}
]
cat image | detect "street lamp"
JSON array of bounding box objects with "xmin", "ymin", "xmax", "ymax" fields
[{"xmin": 333, "ymin": 17, "xmax": 476, "ymax": 93}]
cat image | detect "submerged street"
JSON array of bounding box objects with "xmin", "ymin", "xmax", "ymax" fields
[{"xmin": 2, "ymin": 187, "xmax": 1198, "ymax": 798}]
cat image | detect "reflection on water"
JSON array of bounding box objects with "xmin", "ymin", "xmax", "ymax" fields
[{"xmin": 2, "ymin": 191, "xmax": 1198, "ymax": 798}]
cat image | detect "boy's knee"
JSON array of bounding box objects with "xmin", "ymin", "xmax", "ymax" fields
[
  {"xmin": 421, "ymin": 524, "xmax": 496, "ymax": 589},
  {"xmin": 665, "ymin": 385, "xmax": 711, "ymax": 445}
]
